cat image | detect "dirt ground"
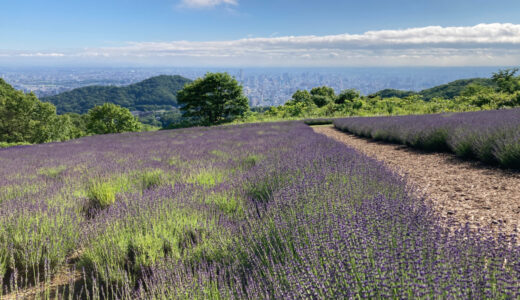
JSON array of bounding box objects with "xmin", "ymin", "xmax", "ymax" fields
[{"xmin": 314, "ymin": 125, "xmax": 520, "ymax": 236}]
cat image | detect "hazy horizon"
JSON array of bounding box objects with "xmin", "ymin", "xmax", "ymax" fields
[{"xmin": 2, "ymin": 66, "xmax": 507, "ymax": 106}]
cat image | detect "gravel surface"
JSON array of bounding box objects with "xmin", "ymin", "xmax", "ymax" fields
[{"xmin": 314, "ymin": 125, "xmax": 520, "ymax": 236}]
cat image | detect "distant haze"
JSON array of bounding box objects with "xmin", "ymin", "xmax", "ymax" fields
[{"xmin": 0, "ymin": 66, "xmax": 503, "ymax": 106}]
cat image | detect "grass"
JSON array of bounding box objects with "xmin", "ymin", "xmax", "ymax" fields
[
  {"xmin": 86, "ymin": 180, "xmax": 118, "ymax": 209},
  {"xmin": 140, "ymin": 169, "xmax": 164, "ymax": 190},
  {"xmin": 240, "ymin": 154, "xmax": 263, "ymax": 169},
  {"xmin": 38, "ymin": 165, "xmax": 67, "ymax": 179},
  {"xmin": 188, "ymin": 169, "xmax": 225, "ymax": 187},
  {"xmin": 0, "ymin": 142, "xmax": 31, "ymax": 148},
  {"xmin": 205, "ymin": 192, "xmax": 244, "ymax": 216}
]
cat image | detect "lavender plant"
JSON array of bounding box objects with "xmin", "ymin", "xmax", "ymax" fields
[
  {"xmin": 334, "ymin": 108, "xmax": 520, "ymax": 168},
  {"xmin": 0, "ymin": 121, "xmax": 519, "ymax": 299}
]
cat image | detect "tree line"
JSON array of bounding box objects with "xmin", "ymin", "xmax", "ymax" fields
[
  {"xmin": 0, "ymin": 78, "xmax": 141, "ymax": 146},
  {"xmin": 0, "ymin": 72, "xmax": 250, "ymax": 146},
  {"xmin": 264, "ymin": 68, "xmax": 520, "ymax": 119}
]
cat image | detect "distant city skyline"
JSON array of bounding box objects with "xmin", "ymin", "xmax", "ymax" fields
[
  {"xmin": 1, "ymin": 0, "xmax": 520, "ymax": 66},
  {"xmin": 1, "ymin": 66, "xmax": 502, "ymax": 106}
]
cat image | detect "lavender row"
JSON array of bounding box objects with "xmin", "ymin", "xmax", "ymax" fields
[
  {"xmin": 1, "ymin": 122, "xmax": 520, "ymax": 298},
  {"xmin": 334, "ymin": 108, "xmax": 520, "ymax": 168}
]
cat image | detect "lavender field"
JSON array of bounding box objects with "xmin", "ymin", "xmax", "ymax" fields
[
  {"xmin": 1, "ymin": 122, "xmax": 520, "ymax": 299},
  {"xmin": 334, "ymin": 108, "xmax": 520, "ymax": 169}
]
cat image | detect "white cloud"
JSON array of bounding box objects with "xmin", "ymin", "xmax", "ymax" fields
[
  {"xmin": 18, "ymin": 52, "xmax": 65, "ymax": 57},
  {"xmin": 179, "ymin": 0, "xmax": 237, "ymax": 8},
  {"xmin": 4, "ymin": 23, "xmax": 520, "ymax": 66}
]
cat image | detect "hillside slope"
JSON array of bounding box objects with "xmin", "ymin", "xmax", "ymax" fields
[
  {"xmin": 369, "ymin": 78, "xmax": 496, "ymax": 100},
  {"xmin": 42, "ymin": 75, "xmax": 192, "ymax": 114}
]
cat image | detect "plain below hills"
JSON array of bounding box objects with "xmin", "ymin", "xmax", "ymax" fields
[{"xmin": 42, "ymin": 75, "xmax": 192, "ymax": 114}]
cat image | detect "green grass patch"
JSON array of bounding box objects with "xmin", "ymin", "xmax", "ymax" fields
[
  {"xmin": 140, "ymin": 169, "xmax": 165, "ymax": 190},
  {"xmin": 210, "ymin": 150, "xmax": 227, "ymax": 158},
  {"xmin": 79, "ymin": 206, "xmax": 230, "ymax": 286},
  {"xmin": 205, "ymin": 192, "xmax": 244, "ymax": 216},
  {"xmin": 0, "ymin": 142, "xmax": 31, "ymax": 148},
  {"xmin": 86, "ymin": 181, "xmax": 118, "ymax": 209},
  {"xmin": 167, "ymin": 156, "xmax": 181, "ymax": 166},
  {"xmin": 38, "ymin": 165, "xmax": 67, "ymax": 179},
  {"xmin": 188, "ymin": 169, "xmax": 225, "ymax": 187},
  {"xmin": 240, "ymin": 154, "xmax": 264, "ymax": 169}
]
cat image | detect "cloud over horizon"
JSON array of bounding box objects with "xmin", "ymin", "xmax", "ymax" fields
[
  {"xmin": 179, "ymin": 0, "xmax": 237, "ymax": 8},
  {"xmin": 2, "ymin": 23, "xmax": 520, "ymax": 67}
]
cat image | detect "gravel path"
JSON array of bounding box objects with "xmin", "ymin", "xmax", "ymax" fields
[{"xmin": 314, "ymin": 125, "xmax": 520, "ymax": 236}]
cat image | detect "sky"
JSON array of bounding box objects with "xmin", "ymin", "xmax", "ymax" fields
[{"xmin": 1, "ymin": 0, "xmax": 520, "ymax": 67}]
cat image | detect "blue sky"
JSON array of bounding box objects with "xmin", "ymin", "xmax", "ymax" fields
[{"xmin": 1, "ymin": 0, "xmax": 520, "ymax": 66}]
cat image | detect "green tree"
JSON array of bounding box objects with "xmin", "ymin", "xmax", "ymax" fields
[
  {"xmin": 86, "ymin": 103, "xmax": 141, "ymax": 134},
  {"xmin": 336, "ymin": 89, "xmax": 361, "ymax": 104},
  {"xmin": 290, "ymin": 90, "xmax": 313, "ymax": 104},
  {"xmin": 460, "ymin": 83, "xmax": 494, "ymax": 97},
  {"xmin": 177, "ymin": 73, "xmax": 249, "ymax": 125},
  {"xmin": 47, "ymin": 115, "xmax": 82, "ymax": 141},
  {"xmin": 0, "ymin": 78, "xmax": 70, "ymax": 143},
  {"xmin": 64, "ymin": 113, "xmax": 89, "ymax": 138},
  {"xmin": 492, "ymin": 68, "xmax": 520, "ymax": 94},
  {"xmin": 310, "ymin": 86, "xmax": 336, "ymax": 107}
]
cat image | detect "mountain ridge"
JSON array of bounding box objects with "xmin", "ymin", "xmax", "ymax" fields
[
  {"xmin": 42, "ymin": 75, "xmax": 192, "ymax": 114},
  {"xmin": 369, "ymin": 78, "xmax": 497, "ymax": 100}
]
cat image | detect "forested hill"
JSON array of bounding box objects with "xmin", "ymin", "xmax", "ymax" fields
[
  {"xmin": 42, "ymin": 75, "xmax": 192, "ymax": 114},
  {"xmin": 369, "ymin": 78, "xmax": 497, "ymax": 100}
]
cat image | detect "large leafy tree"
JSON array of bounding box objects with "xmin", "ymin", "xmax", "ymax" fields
[
  {"xmin": 310, "ymin": 86, "xmax": 336, "ymax": 107},
  {"xmin": 177, "ymin": 73, "xmax": 250, "ymax": 125},
  {"xmin": 290, "ymin": 90, "xmax": 313, "ymax": 104},
  {"xmin": 86, "ymin": 103, "xmax": 141, "ymax": 134},
  {"xmin": 492, "ymin": 68, "xmax": 520, "ymax": 94},
  {"xmin": 336, "ymin": 89, "xmax": 361, "ymax": 104},
  {"xmin": 0, "ymin": 78, "xmax": 75, "ymax": 143}
]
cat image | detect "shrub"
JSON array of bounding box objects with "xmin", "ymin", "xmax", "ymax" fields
[
  {"xmin": 411, "ymin": 128, "xmax": 450, "ymax": 151},
  {"xmin": 450, "ymin": 129, "xmax": 477, "ymax": 159},
  {"xmin": 494, "ymin": 132, "xmax": 520, "ymax": 168},
  {"xmin": 87, "ymin": 181, "xmax": 117, "ymax": 209}
]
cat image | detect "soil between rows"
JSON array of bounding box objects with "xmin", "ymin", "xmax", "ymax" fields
[{"xmin": 313, "ymin": 125, "xmax": 520, "ymax": 236}]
